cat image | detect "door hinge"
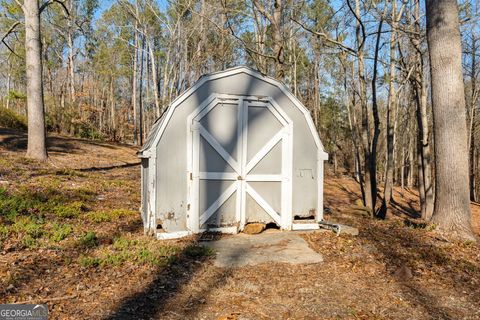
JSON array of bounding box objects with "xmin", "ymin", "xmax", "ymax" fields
[
  {"xmin": 190, "ymin": 172, "xmax": 193, "ymax": 180},
  {"xmin": 187, "ymin": 203, "xmax": 191, "ymax": 210}
]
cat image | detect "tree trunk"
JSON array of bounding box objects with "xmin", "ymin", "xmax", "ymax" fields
[
  {"xmin": 313, "ymin": 61, "xmax": 319, "ymax": 128},
  {"xmin": 470, "ymin": 134, "xmax": 477, "ymax": 201},
  {"xmin": 24, "ymin": 0, "xmax": 47, "ymax": 161},
  {"xmin": 468, "ymin": 31, "xmax": 478, "ymax": 202},
  {"xmin": 67, "ymin": 32, "xmax": 75, "ymax": 104},
  {"xmin": 426, "ymin": 0, "xmax": 475, "ymax": 240},
  {"xmin": 401, "ymin": 143, "xmax": 405, "ymax": 189},
  {"xmin": 407, "ymin": 135, "xmax": 414, "ymax": 188},
  {"xmin": 109, "ymin": 76, "xmax": 116, "ymax": 138},
  {"xmin": 272, "ymin": 0, "xmax": 284, "ymax": 80},
  {"xmin": 147, "ymin": 37, "xmax": 160, "ymax": 118},
  {"xmin": 343, "ymin": 58, "xmax": 365, "ymax": 198},
  {"xmin": 417, "ymin": 133, "xmax": 426, "ymax": 217},
  {"xmin": 354, "ymin": 0, "xmax": 374, "ymax": 214},
  {"xmin": 413, "ymin": 0, "xmax": 434, "ymax": 220},
  {"xmin": 6, "ymin": 59, "xmax": 11, "ymax": 109},
  {"xmin": 476, "ymin": 147, "xmax": 480, "ymax": 198},
  {"xmin": 380, "ymin": 2, "xmax": 396, "ymax": 219},
  {"xmin": 132, "ymin": 11, "xmax": 138, "ymax": 145},
  {"xmin": 252, "ymin": 0, "xmax": 284, "ymax": 80},
  {"xmin": 139, "ymin": 34, "xmax": 145, "ymax": 145},
  {"xmin": 415, "ymin": 82, "xmax": 434, "ymax": 219}
]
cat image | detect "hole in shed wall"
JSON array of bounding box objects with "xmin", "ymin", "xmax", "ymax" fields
[
  {"xmin": 265, "ymin": 222, "xmax": 280, "ymax": 230},
  {"xmin": 293, "ymin": 215, "xmax": 315, "ymax": 221},
  {"xmin": 156, "ymin": 220, "xmax": 164, "ymax": 232}
]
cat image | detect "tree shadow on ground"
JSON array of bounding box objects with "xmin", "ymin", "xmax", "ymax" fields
[
  {"xmin": 102, "ymin": 249, "xmax": 203, "ymax": 319},
  {"xmin": 321, "ymin": 180, "xmax": 479, "ymax": 319},
  {"xmin": 360, "ymin": 221, "xmax": 480, "ymax": 320},
  {"xmin": 103, "ymin": 234, "xmax": 245, "ymax": 320},
  {"xmin": 323, "ymin": 181, "xmax": 362, "ymax": 214},
  {"xmin": 77, "ymin": 162, "xmax": 141, "ymax": 172},
  {"xmin": 1, "ymin": 135, "xmax": 77, "ymax": 154},
  {"xmin": 0, "ymin": 128, "xmax": 133, "ymax": 154},
  {"xmin": 333, "ymin": 181, "xmax": 362, "ymax": 202},
  {"xmin": 389, "ymin": 198, "xmax": 421, "ymax": 219},
  {"xmin": 390, "ymin": 188, "xmax": 421, "ymax": 218}
]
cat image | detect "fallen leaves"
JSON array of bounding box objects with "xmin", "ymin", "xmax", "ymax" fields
[{"xmin": 0, "ymin": 133, "xmax": 479, "ymax": 319}]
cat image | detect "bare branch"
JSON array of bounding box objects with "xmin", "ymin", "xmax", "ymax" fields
[
  {"xmin": 396, "ymin": 65, "xmax": 415, "ymax": 95},
  {"xmin": 220, "ymin": 0, "xmax": 278, "ymax": 63},
  {"xmin": 346, "ymin": 0, "xmax": 366, "ymax": 51},
  {"xmin": 252, "ymin": 0, "xmax": 274, "ymax": 23},
  {"xmin": 291, "ymin": 17, "xmax": 358, "ymax": 56},
  {"xmin": 39, "ymin": 0, "xmax": 69, "ymax": 16},
  {"xmin": 13, "ymin": 0, "xmax": 24, "ymax": 11},
  {"xmin": 1, "ymin": 21, "xmax": 22, "ymax": 58},
  {"xmin": 1, "ymin": 21, "xmax": 20, "ymax": 43}
]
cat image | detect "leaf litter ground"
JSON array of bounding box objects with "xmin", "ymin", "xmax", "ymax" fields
[{"xmin": 1, "ymin": 128, "xmax": 479, "ymax": 320}]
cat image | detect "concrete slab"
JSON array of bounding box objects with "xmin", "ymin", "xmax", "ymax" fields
[{"xmin": 200, "ymin": 231, "xmax": 323, "ymax": 268}]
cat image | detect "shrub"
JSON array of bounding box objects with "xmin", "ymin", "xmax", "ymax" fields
[
  {"xmin": 86, "ymin": 211, "xmax": 111, "ymax": 223},
  {"xmin": 0, "ymin": 225, "xmax": 9, "ymax": 238},
  {"xmin": 79, "ymin": 255, "xmax": 101, "ymax": 268},
  {"xmin": 0, "ymin": 188, "xmax": 45, "ymax": 220},
  {"xmin": 0, "ymin": 107, "xmax": 27, "ymax": 130},
  {"xmin": 77, "ymin": 123, "xmax": 104, "ymax": 140},
  {"xmin": 87, "ymin": 209, "xmax": 137, "ymax": 223},
  {"xmin": 49, "ymin": 223, "xmax": 72, "ymax": 242},
  {"xmin": 13, "ymin": 216, "xmax": 44, "ymax": 239},
  {"xmin": 77, "ymin": 236, "xmax": 182, "ymax": 268},
  {"xmin": 53, "ymin": 201, "xmax": 86, "ymax": 218},
  {"xmin": 22, "ymin": 235, "xmax": 38, "ymax": 248},
  {"xmin": 79, "ymin": 231, "xmax": 98, "ymax": 248},
  {"xmin": 112, "ymin": 237, "xmax": 137, "ymax": 250}
]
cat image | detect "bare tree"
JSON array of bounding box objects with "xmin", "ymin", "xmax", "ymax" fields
[
  {"xmin": 2, "ymin": 0, "xmax": 69, "ymax": 160},
  {"xmin": 465, "ymin": 1, "xmax": 480, "ymax": 201},
  {"xmin": 131, "ymin": 0, "xmax": 139, "ymax": 145},
  {"xmin": 252, "ymin": 0, "xmax": 285, "ymax": 80},
  {"xmin": 351, "ymin": 0, "xmax": 378, "ymax": 214},
  {"xmin": 409, "ymin": 0, "xmax": 434, "ymax": 220},
  {"xmin": 24, "ymin": 0, "xmax": 48, "ymax": 161},
  {"xmin": 426, "ymin": 0, "xmax": 475, "ymax": 240},
  {"xmin": 380, "ymin": 0, "xmax": 399, "ymax": 218}
]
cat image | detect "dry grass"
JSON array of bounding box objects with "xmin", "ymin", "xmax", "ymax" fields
[{"xmin": 1, "ymin": 128, "xmax": 479, "ymax": 320}]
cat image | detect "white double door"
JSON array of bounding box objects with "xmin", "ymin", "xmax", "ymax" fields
[{"xmin": 187, "ymin": 94, "xmax": 292, "ymax": 233}]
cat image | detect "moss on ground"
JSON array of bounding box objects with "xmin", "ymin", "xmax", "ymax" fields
[{"xmin": 77, "ymin": 236, "xmax": 184, "ymax": 268}]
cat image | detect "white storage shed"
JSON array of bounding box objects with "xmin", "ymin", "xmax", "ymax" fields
[{"xmin": 138, "ymin": 66, "xmax": 328, "ymax": 239}]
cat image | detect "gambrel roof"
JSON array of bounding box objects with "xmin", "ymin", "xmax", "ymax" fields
[{"xmin": 138, "ymin": 66, "xmax": 328, "ymax": 160}]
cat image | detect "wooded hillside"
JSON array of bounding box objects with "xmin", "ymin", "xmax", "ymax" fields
[
  {"xmin": 3, "ymin": 0, "xmax": 479, "ymax": 238},
  {"xmin": 0, "ymin": 2, "xmax": 480, "ymax": 317},
  {"xmin": 0, "ymin": 129, "xmax": 479, "ymax": 319}
]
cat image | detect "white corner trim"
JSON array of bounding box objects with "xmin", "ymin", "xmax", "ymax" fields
[
  {"xmin": 292, "ymin": 223, "xmax": 320, "ymax": 231},
  {"xmin": 199, "ymin": 226, "xmax": 239, "ymax": 234},
  {"xmin": 156, "ymin": 231, "xmax": 191, "ymax": 240},
  {"xmin": 138, "ymin": 150, "xmax": 153, "ymax": 158},
  {"xmin": 317, "ymin": 152, "xmax": 325, "ymax": 223}
]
